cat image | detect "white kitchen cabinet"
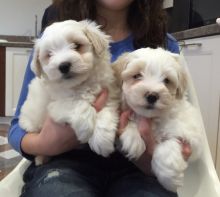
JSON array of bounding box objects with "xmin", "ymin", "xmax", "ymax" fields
[
  {"xmin": 180, "ymin": 35, "xmax": 220, "ymax": 176},
  {"xmin": 5, "ymin": 47, "xmax": 31, "ymax": 116}
]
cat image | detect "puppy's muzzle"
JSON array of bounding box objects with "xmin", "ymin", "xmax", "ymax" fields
[
  {"xmin": 145, "ymin": 92, "xmax": 159, "ymax": 107},
  {"xmin": 59, "ymin": 62, "xmax": 71, "ymax": 74}
]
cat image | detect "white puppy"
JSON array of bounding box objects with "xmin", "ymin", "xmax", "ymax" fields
[
  {"xmin": 112, "ymin": 47, "xmax": 203, "ymax": 192},
  {"xmin": 19, "ymin": 20, "xmax": 119, "ymax": 165}
]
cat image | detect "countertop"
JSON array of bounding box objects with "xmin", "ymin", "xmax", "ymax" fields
[
  {"xmin": 0, "ymin": 35, "xmax": 34, "ymax": 48},
  {"xmin": 172, "ymin": 24, "xmax": 220, "ymax": 41},
  {"xmin": 0, "ymin": 41, "xmax": 34, "ymax": 48},
  {"xmin": 0, "ymin": 24, "xmax": 220, "ymax": 48}
]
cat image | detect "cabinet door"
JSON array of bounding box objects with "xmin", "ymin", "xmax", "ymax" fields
[
  {"xmin": 181, "ymin": 35, "xmax": 220, "ymax": 165},
  {"xmin": 5, "ymin": 47, "xmax": 31, "ymax": 116}
]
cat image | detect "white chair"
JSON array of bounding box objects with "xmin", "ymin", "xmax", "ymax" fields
[
  {"xmin": 0, "ymin": 56, "xmax": 220, "ymax": 197},
  {"xmin": 177, "ymin": 56, "xmax": 220, "ymax": 197},
  {"xmin": 0, "ymin": 158, "xmax": 30, "ymax": 197}
]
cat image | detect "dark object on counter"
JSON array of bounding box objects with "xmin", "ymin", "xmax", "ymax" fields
[
  {"xmin": 167, "ymin": 0, "xmax": 220, "ymax": 33},
  {"xmin": 190, "ymin": 0, "xmax": 220, "ymax": 28},
  {"xmin": 166, "ymin": 0, "xmax": 191, "ymax": 33},
  {"xmin": 190, "ymin": 10, "xmax": 204, "ymax": 29}
]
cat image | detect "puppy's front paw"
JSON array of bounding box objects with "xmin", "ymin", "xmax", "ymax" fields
[
  {"xmin": 48, "ymin": 101, "xmax": 69, "ymax": 124},
  {"xmin": 74, "ymin": 119, "xmax": 95, "ymax": 143},
  {"xmin": 49, "ymin": 100, "xmax": 96, "ymax": 143},
  {"xmin": 88, "ymin": 108, "xmax": 118, "ymax": 157},
  {"xmin": 154, "ymin": 169, "xmax": 184, "ymax": 192},
  {"xmin": 151, "ymin": 139, "xmax": 188, "ymax": 192},
  {"xmin": 120, "ymin": 122, "xmax": 146, "ymax": 160},
  {"xmin": 88, "ymin": 128, "xmax": 115, "ymax": 157},
  {"xmin": 19, "ymin": 117, "xmax": 40, "ymax": 133},
  {"xmin": 70, "ymin": 101, "xmax": 96, "ymax": 143}
]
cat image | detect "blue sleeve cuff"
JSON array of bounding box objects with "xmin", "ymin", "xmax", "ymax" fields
[{"xmin": 8, "ymin": 121, "xmax": 34, "ymax": 161}]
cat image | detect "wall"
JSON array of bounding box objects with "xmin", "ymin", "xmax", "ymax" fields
[
  {"xmin": 0, "ymin": 0, "xmax": 173, "ymax": 37},
  {"xmin": 0, "ymin": 0, "xmax": 52, "ymax": 37},
  {"xmin": 163, "ymin": 0, "xmax": 174, "ymax": 8}
]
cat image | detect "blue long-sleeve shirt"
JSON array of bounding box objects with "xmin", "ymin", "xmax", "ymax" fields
[{"xmin": 8, "ymin": 34, "xmax": 179, "ymax": 159}]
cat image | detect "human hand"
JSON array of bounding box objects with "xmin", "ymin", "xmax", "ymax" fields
[
  {"xmin": 118, "ymin": 112, "xmax": 192, "ymax": 160},
  {"xmin": 35, "ymin": 116, "xmax": 78, "ymax": 156},
  {"xmin": 137, "ymin": 117, "xmax": 155, "ymax": 155},
  {"xmin": 21, "ymin": 89, "xmax": 109, "ymax": 157},
  {"xmin": 179, "ymin": 139, "xmax": 192, "ymax": 161},
  {"xmin": 118, "ymin": 111, "xmax": 154, "ymax": 155},
  {"xmin": 139, "ymin": 118, "xmax": 192, "ymax": 161},
  {"xmin": 21, "ymin": 115, "xmax": 79, "ymax": 156},
  {"xmin": 117, "ymin": 111, "xmax": 152, "ymax": 173},
  {"xmin": 117, "ymin": 109, "xmax": 132, "ymax": 136},
  {"xmin": 118, "ymin": 111, "xmax": 192, "ymax": 175},
  {"xmin": 93, "ymin": 89, "xmax": 108, "ymax": 112},
  {"xmin": 37, "ymin": 89, "xmax": 109, "ymax": 155}
]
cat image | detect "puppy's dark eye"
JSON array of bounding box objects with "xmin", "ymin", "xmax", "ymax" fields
[
  {"xmin": 75, "ymin": 43, "xmax": 82, "ymax": 50},
  {"xmin": 133, "ymin": 73, "xmax": 142, "ymax": 80},
  {"xmin": 46, "ymin": 53, "xmax": 51, "ymax": 59},
  {"xmin": 164, "ymin": 78, "xmax": 170, "ymax": 85}
]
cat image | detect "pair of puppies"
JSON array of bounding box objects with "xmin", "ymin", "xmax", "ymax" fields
[{"xmin": 19, "ymin": 20, "xmax": 203, "ymax": 192}]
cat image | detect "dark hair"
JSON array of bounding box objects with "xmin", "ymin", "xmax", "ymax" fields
[{"xmin": 53, "ymin": 0, "xmax": 167, "ymax": 49}]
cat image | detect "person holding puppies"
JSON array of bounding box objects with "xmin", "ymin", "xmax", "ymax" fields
[{"xmin": 8, "ymin": 0, "xmax": 190, "ymax": 196}]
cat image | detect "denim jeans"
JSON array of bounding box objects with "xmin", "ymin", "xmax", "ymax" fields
[{"xmin": 20, "ymin": 149, "xmax": 178, "ymax": 197}]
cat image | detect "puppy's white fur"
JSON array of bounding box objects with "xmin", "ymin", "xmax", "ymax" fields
[
  {"xmin": 19, "ymin": 20, "xmax": 119, "ymax": 165},
  {"xmin": 112, "ymin": 48, "xmax": 203, "ymax": 192}
]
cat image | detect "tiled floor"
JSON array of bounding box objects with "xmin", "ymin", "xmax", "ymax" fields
[{"xmin": 0, "ymin": 118, "xmax": 22, "ymax": 180}]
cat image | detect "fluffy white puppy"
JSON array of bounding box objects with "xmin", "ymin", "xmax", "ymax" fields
[
  {"xmin": 19, "ymin": 20, "xmax": 119, "ymax": 165},
  {"xmin": 112, "ymin": 47, "xmax": 203, "ymax": 192}
]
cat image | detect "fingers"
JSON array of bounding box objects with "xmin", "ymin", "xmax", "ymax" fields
[
  {"xmin": 138, "ymin": 117, "xmax": 152, "ymax": 142},
  {"xmin": 118, "ymin": 110, "xmax": 132, "ymax": 136},
  {"xmin": 93, "ymin": 89, "xmax": 108, "ymax": 112},
  {"xmin": 177, "ymin": 138, "xmax": 192, "ymax": 161},
  {"xmin": 181, "ymin": 140, "xmax": 192, "ymax": 161},
  {"xmin": 138, "ymin": 117, "xmax": 155, "ymax": 155}
]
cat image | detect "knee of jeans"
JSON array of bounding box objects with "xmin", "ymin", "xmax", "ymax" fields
[
  {"xmin": 41, "ymin": 168, "xmax": 73, "ymax": 184},
  {"xmin": 37, "ymin": 168, "xmax": 98, "ymax": 195},
  {"xmin": 21, "ymin": 169, "xmax": 64, "ymax": 196},
  {"xmin": 44, "ymin": 169, "xmax": 60, "ymax": 182}
]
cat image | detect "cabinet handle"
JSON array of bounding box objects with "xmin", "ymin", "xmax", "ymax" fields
[{"xmin": 179, "ymin": 41, "xmax": 202, "ymax": 48}]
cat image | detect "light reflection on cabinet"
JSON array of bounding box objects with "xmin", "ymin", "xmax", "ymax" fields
[{"xmin": 5, "ymin": 47, "xmax": 31, "ymax": 116}]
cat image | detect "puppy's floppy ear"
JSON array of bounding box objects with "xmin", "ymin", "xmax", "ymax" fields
[
  {"xmin": 171, "ymin": 53, "xmax": 188, "ymax": 99},
  {"xmin": 31, "ymin": 40, "xmax": 42, "ymax": 77},
  {"xmin": 80, "ymin": 20, "xmax": 111, "ymax": 56},
  {"xmin": 111, "ymin": 53, "xmax": 129, "ymax": 86}
]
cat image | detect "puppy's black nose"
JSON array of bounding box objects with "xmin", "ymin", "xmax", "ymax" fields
[
  {"xmin": 59, "ymin": 62, "xmax": 71, "ymax": 74},
  {"xmin": 146, "ymin": 93, "xmax": 159, "ymax": 104}
]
